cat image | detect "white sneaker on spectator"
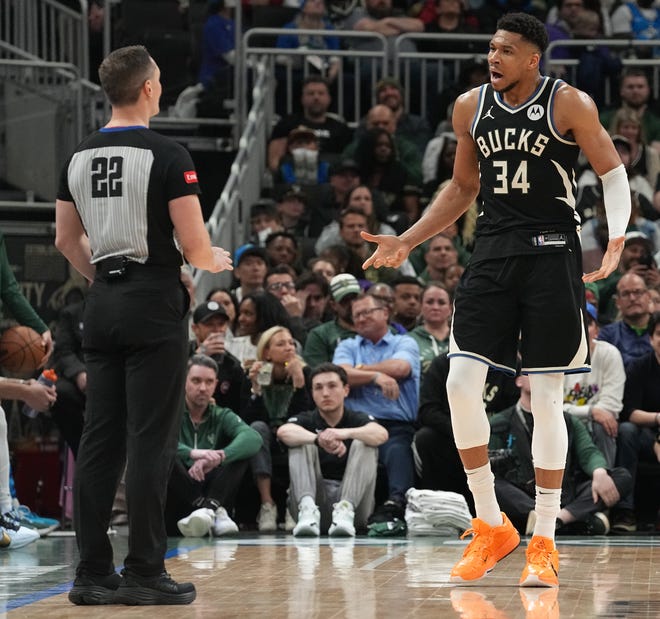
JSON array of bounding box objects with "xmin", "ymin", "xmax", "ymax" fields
[
  {"xmin": 329, "ymin": 500, "xmax": 355, "ymax": 537},
  {"xmin": 293, "ymin": 503, "xmax": 320, "ymax": 537},
  {"xmin": 283, "ymin": 508, "xmax": 296, "ymax": 532},
  {"xmin": 0, "ymin": 511, "xmax": 39, "ymax": 549},
  {"xmin": 257, "ymin": 503, "xmax": 278, "ymax": 532},
  {"xmin": 213, "ymin": 507, "xmax": 238, "ymax": 536},
  {"xmin": 177, "ymin": 508, "xmax": 214, "ymax": 537}
]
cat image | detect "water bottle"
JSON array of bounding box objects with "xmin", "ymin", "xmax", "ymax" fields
[{"xmin": 22, "ymin": 369, "xmax": 57, "ymax": 418}]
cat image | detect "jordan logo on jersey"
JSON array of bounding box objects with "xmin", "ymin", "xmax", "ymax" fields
[
  {"xmin": 482, "ymin": 106, "xmax": 495, "ymax": 120},
  {"xmin": 527, "ymin": 105, "xmax": 544, "ymax": 121}
]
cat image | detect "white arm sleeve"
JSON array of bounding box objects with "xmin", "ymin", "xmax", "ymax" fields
[{"xmin": 599, "ymin": 163, "xmax": 631, "ymax": 239}]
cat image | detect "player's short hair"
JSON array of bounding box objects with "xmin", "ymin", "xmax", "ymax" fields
[
  {"xmin": 496, "ymin": 13, "xmax": 548, "ymax": 54},
  {"xmin": 99, "ymin": 45, "xmax": 155, "ymax": 106},
  {"xmin": 310, "ymin": 362, "xmax": 348, "ymax": 386}
]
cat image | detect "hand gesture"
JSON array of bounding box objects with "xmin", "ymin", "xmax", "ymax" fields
[
  {"xmin": 583, "ymin": 237, "xmax": 624, "ymax": 283},
  {"xmin": 281, "ymin": 291, "xmax": 304, "ymax": 317},
  {"xmin": 23, "ymin": 380, "xmax": 56, "ymax": 413},
  {"xmin": 317, "ymin": 430, "xmax": 347, "ymax": 457},
  {"xmin": 201, "ymin": 332, "xmax": 226, "ymax": 356},
  {"xmin": 591, "ymin": 468, "xmax": 620, "ymax": 507},
  {"xmin": 360, "ymin": 232, "xmax": 411, "ymax": 270},
  {"xmin": 373, "ymin": 372, "xmax": 400, "ymax": 400},
  {"xmin": 210, "ymin": 247, "xmax": 233, "ymax": 273},
  {"xmin": 285, "ymin": 357, "xmax": 305, "ymax": 389}
]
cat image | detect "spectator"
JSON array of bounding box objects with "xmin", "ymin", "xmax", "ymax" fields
[
  {"xmin": 344, "ymin": 104, "xmax": 423, "ymax": 187},
  {"xmin": 544, "ymin": 0, "xmax": 585, "ymax": 77},
  {"xmin": 273, "ymin": 126, "xmax": 331, "ymax": 187},
  {"xmin": 50, "ymin": 299, "xmax": 86, "ymax": 458},
  {"xmin": 232, "ymin": 245, "xmax": 268, "ymax": 302},
  {"xmin": 166, "ymin": 355, "xmax": 262, "ymax": 537},
  {"xmin": 267, "ymin": 76, "xmax": 353, "ymax": 173},
  {"xmin": 276, "ymin": 187, "xmax": 311, "ymax": 240},
  {"xmin": 416, "ymin": 233, "xmax": 459, "ymax": 283},
  {"xmin": 610, "ymin": 0, "xmax": 660, "ymax": 59},
  {"xmin": 595, "ymin": 231, "xmax": 660, "ymax": 321},
  {"xmin": 421, "ymin": 132, "xmax": 457, "ymax": 202},
  {"xmin": 264, "ymin": 231, "xmax": 302, "ymax": 274},
  {"xmin": 443, "ymin": 263, "xmax": 465, "ymax": 296},
  {"xmin": 295, "ymin": 271, "xmax": 333, "ymax": 329},
  {"xmin": 190, "ymin": 300, "xmax": 247, "ymax": 413},
  {"xmin": 413, "ymin": 353, "xmax": 518, "ymax": 508},
  {"xmin": 198, "ymin": 0, "xmax": 236, "ymax": 92},
  {"xmin": 408, "ymin": 282, "xmax": 451, "ymax": 379},
  {"xmin": 613, "ymin": 134, "xmax": 655, "ymax": 214},
  {"xmin": 353, "ymin": 128, "xmax": 418, "ymax": 222},
  {"xmin": 315, "ymin": 184, "xmax": 397, "ymax": 254},
  {"xmin": 333, "ymin": 293, "xmax": 420, "ymax": 533},
  {"xmin": 264, "ymin": 265, "xmax": 311, "ymax": 345},
  {"xmin": 303, "ymin": 273, "xmax": 360, "ymax": 366},
  {"xmin": 305, "ymin": 158, "xmax": 362, "ymax": 238},
  {"xmin": 598, "ymin": 272, "xmax": 653, "ymax": 367},
  {"xmin": 600, "ymin": 69, "xmax": 660, "ymax": 151},
  {"xmin": 569, "ymin": 9, "xmax": 621, "ymax": 109},
  {"xmin": 390, "ymin": 275, "xmax": 423, "ymax": 332},
  {"xmin": 244, "ymin": 200, "xmax": 284, "ymax": 248},
  {"xmin": 276, "ymin": 0, "xmax": 341, "ymax": 83},
  {"xmin": 609, "ymin": 107, "xmax": 660, "ymax": 199},
  {"xmin": 563, "ymin": 303, "xmax": 625, "ymax": 467},
  {"xmin": 613, "ymin": 310, "xmax": 660, "ymax": 532},
  {"xmin": 243, "ymin": 326, "xmax": 313, "ymax": 531},
  {"xmin": 368, "ymin": 77, "xmax": 432, "ymax": 152},
  {"xmin": 490, "ymin": 373, "xmax": 632, "ymax": 536},
  {"xmin": 307, "ymin": 256, "xmax": 338, "ymax": 283},
  {"xmin": 277, "ymin": 363, "xmax": 388, "ymax": 536},
  {"xmin": 206, "ymin": 287, "xmax": 240, "ymax": 337},
  {"xmin": 226, "ymin": 291, "xmax": 293, "ymax": 366}
]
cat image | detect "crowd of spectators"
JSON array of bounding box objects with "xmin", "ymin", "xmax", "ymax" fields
[{"xmin": 5, "ymin": 0, "xmax": 660, "ymax": 546}]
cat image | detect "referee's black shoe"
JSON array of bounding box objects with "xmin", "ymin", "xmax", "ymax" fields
[
  {"xmin": 68, "ymin": 571, "xmax": 121, "ymax": 605},
  {"xmin": 114, "ymin": 570, "xmax": 196, "ymax": 605}
]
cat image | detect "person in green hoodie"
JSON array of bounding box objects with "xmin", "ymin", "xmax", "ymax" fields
[
  {"xmin": 489, "ymin": 372, "xmax": 632, "ymax": 536},
  {"xmin": 166, "ymin": 354, "xmax": 262, "ymax": 538}
]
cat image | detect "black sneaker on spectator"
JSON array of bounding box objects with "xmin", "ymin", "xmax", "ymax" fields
[
  {"xmin": 367, "ymin": 500, "xmax": 407, "ymax": 537},
  {"xmin": 611, "ymin": 508, "xmax": 637, "ymax": 533},
  {"xmin": 584, "ymin": 512, "xmax": 610, "ymax": 535},
  {"xmin": 68, "ymin": 571, "xmax": 122, "ymax": 605},
  {"xmin": 114, "ymin": 570, "xmax": 196, "ymax": 605}
]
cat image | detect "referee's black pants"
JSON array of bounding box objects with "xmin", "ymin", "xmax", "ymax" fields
[{"xmin": 73, "ymin": 264, "xmax": 189, "ymax": 579}]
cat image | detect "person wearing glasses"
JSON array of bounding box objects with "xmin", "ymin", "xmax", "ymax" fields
[
  {"xmin": 598, "ymin": 273, "xmax": 653, "ymax": 368},
  {"xmin": 332, "ymin": 293, "xmax": 420, "ymax": 535}
]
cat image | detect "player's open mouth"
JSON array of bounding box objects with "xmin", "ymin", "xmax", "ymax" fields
[{"xmin": 490, "ymin": 70, "xmax": 503, "ymax": 81}]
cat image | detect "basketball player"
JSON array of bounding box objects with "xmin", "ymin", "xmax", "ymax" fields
[
  {"xmin": 55, "ymin": 46, "xmax": 232, "ymax": 605},
  {"xmin": 361, "ymin": 13, "xmax": 630, "ymax": 587}
]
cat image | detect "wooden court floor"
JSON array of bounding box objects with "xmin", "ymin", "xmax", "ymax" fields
[{"xmin": 1, "ymin": 528, "xmax": 659, "ymax": 618}]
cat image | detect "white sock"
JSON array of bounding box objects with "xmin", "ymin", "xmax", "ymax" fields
[
  {"xmin": 534, "ymin": 486, "xmax": 561, "ymax": 541},
  {"xmin": 299, "ymin": 495, "xmax": 315, "ymax": 510},
  {"xmin": 465, "ymin": 463, "xmax": 502, "ymax": 527}
]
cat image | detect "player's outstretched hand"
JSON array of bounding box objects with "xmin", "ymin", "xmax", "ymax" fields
[
  {"xmin": 582, "ymin": 237, "xmax": 625, "ymax": 283},
  {"xmin": 360, "ymin": 231, "xmax": 410, "ymax": 270},
  {"xmin": 211, "ymin": 247, "xmax": 233, "ymax": 273}
]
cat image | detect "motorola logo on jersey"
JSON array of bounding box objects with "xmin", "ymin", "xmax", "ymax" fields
[{"xmin": 527, "ymin": 105, "xmax": 544, "ymax": 121}]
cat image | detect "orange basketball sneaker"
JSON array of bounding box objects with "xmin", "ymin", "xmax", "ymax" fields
[
  {"xmin": 519, "ymin": 535, "xmax": 559, "ymax": 588},
  {"xmin": 450, "ymin": 513, "xmax": 520, "ymax": 583}
]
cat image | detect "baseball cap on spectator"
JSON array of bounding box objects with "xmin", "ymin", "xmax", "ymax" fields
[
  {"xmin": 235, "ymin": 244, "xmax": 268, "ymax": 266},
  {"xmin": 329, "ymin": 159, "xmax": 361, "ymax": 176},
  {"xmin": 624, "ymin": 231, "xmax": 652, "ymax": 252},
  {"xmin": 585, "ymin": 302, "xmax": 598, "ymax": 323},
  {"xmin": 278, "ymin": 186, "xmax": 308, "ymax": 205},
  {"xmin": 193, "ymin": 300, "xmax": 229, "ymax": 324},
  {"xmin": 330, "ymin": 273, "xmax": 361, "ymax": 302}
]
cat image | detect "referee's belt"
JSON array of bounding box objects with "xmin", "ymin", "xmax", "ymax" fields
[{"xmin": 96, "ymin": 257, "xmax": 178, "ymax": 280}]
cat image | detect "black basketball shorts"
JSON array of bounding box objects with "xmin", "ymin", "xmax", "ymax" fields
[{"xmin": 448, "ymin": 249, "xmax": 590, "ymax": 375}]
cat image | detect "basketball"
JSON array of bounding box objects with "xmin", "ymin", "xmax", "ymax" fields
[{"xmin": 0, "ymin": 325, "xmax": 46, "ymax": 375}]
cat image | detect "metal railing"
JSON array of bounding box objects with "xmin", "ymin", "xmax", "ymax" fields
[
  {"xmin": 0, "ymin": 0, "xmax": 89, "ymax": 80},
  {"xmin": 192, "ymin": 58, "xmax": 274, "ymax": 300},
  {"xmin": 241, "ymin": 29, "xmax": 388, "ymax": 131}
]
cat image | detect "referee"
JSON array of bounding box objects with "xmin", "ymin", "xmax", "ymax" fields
[{"xmin": 55, "ymin": 46, "xmax": 232, "ymax": 606}]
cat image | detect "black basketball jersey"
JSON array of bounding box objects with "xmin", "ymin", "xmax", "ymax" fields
[
  {"xmin": 57, "ymin": 126, "xmax": 201, "ymax": 267},
  {"xmin": 470, "ymin": 77, "xmax": 581, "ymax": 262}
]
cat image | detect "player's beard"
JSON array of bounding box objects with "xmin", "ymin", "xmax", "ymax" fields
[{"xmin": 496, "ymin": 79, "xmax": 519, "ymax": 94}]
